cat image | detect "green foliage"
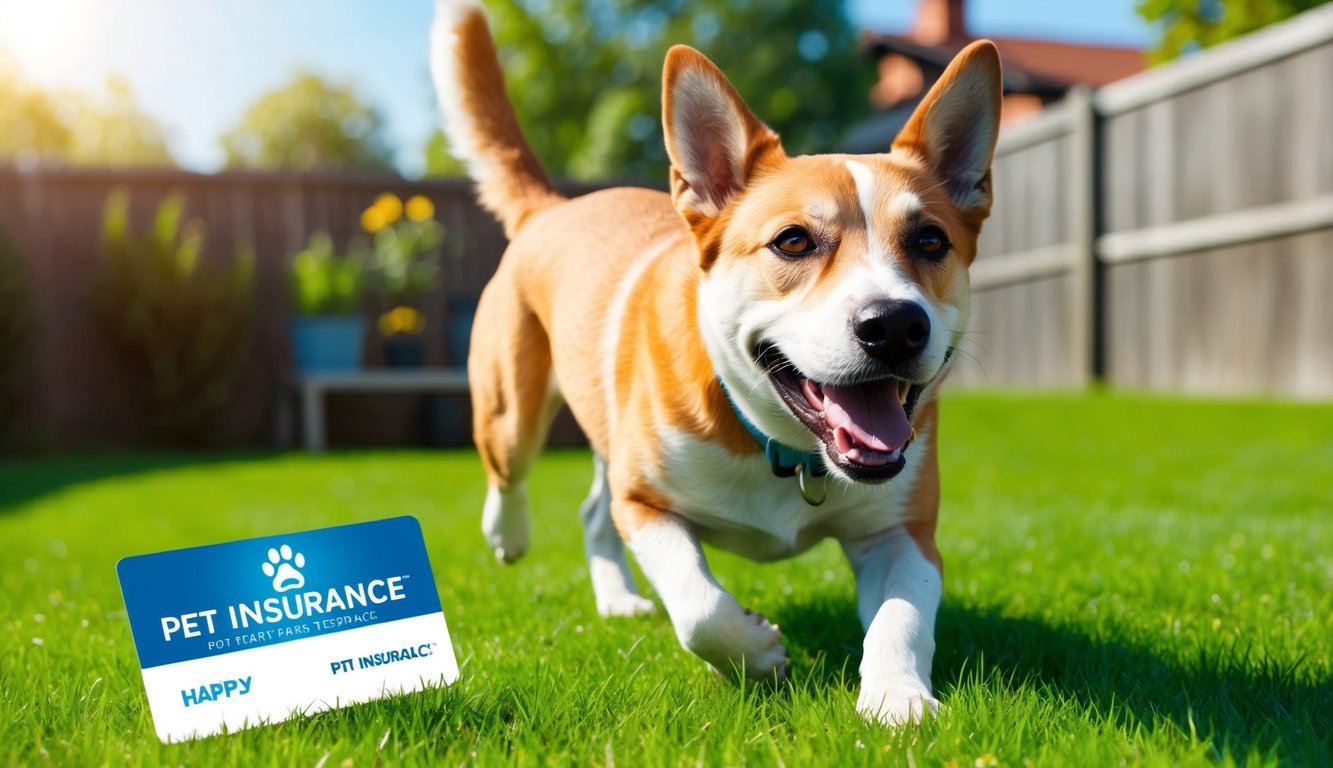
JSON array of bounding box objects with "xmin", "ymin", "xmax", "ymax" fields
[
  {"xmin": 1138, "ymin": 0, "xmax": 1333, "ymax": 63},
  {"xmin": 424, "ymin": 0, "xmax": 874, "ymax": 182},
  {"xmin": 96, "ymin": 190, "xmax": 254, "ymax": 445},
  {"xmin": 364, "ymin": 194, "xmax": 443, "ymax": 307},
  {"xmin": 422, "ymin": 130, "xmax": 468, "ymax": 178},
  {"xmin": 0, "ymin": 55, "xmax": 175, "ymax": 168},
  {"xmin": 371, "ymin": 224, "xmax": 442, "ymax": 306},
  {"xmin": 288, "ymin": 233, "xmax": 366, "ymax": 316},
  {"xmin": 0, "ymin": 394, "xmax": 1330, "ymax": 765},
  {"xmin": 0, "ymin": 223, "xmax": 36, "ymax": 443},
  {"xmin": 220, "ymin": 71, "xmax": 395, "ymax": 172},
  {"xmin": 64, "ymin": 76, "xmax": 177, "ymax": 168},
  {"xmin": 0, "ymin": 57, "xmax": 69, "ymax": 166}
]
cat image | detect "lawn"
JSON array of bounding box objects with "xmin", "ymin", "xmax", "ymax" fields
[{"xmin": 2, "ymin": 392, "xmax": 1330, "ymax": 766}]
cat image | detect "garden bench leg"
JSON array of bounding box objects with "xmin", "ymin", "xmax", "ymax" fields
[{"xmin": 300, "ymin": 381, "xmax": 326, "ymax": 452}]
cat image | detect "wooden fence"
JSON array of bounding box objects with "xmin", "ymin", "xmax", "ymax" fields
[
  {"xmin": 0, "ymin": 168, "xmax": 613, "ymax": 447},
  {"xmin": 952, "ymin": 4, "xmax": 1333, "ymax": 397}
]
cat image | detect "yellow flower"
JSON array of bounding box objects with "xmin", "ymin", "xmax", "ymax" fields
[
  {"xmin": 405, "ymin": 195, "xmax": 435, "ymax": 222},
  {"xmin": 374, "ymin": 193, "xmax": 403, "ymax": 226},
  {"xmin": 361, "ymin": 206, "xmax": 386, "ymax": 234},
  {"xmin": 378, "ymin": 306, "xmax": 425, "ymax": 336}
]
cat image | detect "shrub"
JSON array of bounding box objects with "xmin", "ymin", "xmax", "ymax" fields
[
  {"xmin": 97, "ymin": 190, "xmax": 254, "ymax": 445},
  {"xmin": 288, "ymin": 231, "xmax": 366, "ymax": 316}
]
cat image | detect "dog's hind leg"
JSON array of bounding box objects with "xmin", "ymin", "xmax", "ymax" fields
[
  {"xmin": 581, "ymin": 454, "xmax": 655, "ymax": 617},
  {"xmin": 472, "ymin": 290, "xmax": 562, "ymax": 564}
]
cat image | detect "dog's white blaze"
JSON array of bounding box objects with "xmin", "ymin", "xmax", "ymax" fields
[
  {"xmin": 602, "ymin": 238, "xmax": 674, "ymax": 432},
  {"xmin": 430, "ymin": 0, "xmax": 488, "ymax": 182},
  {"xmin": 845, "ymin": 160, "xmax": 877, "ymax": 224},
  {"xmin": 845, "ymin": 526, "xmax": 942, "ymax": 725},
  {"xmin": 847, "ymin": 160, "xmax": 922, "ymax": 224},
  {"xmin": 826, "ymin": 159, "xmax": 958, "ymax": 380}
]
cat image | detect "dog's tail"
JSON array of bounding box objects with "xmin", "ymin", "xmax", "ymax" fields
[{"xmin": 431, "ymin": 0, "xmax": 564, "ymax": 237}]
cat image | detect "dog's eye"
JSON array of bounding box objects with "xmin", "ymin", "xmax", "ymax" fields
[
  {"xmin": 771, "ymin": 226, "xmax": 816, "ymax": 257},
  {"xmin": 916, "ymin": 225, "xmax": 949, "ymax": 258}
]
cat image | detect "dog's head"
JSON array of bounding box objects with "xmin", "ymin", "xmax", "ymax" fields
[{"xmin": 663, "ymin": 42, "xmax": 1001, "ymax": 484}]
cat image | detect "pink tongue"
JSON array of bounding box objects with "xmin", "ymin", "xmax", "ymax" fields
[{"xmin": 821, "ymin": 382, "xmax": 912, "ymax": 453}]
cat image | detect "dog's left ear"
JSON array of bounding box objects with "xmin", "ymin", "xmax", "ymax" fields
[
  {"xmin": 662, "ymin": 45, "xmax": 783, "ymax": 226},
  {"xmin": 892, "ymin": 41, "xmax": 1003, "ymax": 220}
]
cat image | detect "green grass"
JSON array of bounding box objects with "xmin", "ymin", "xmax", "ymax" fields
[{"xmin": 2, "ymin": 392, "xmax": 1331, "ymax": 766}]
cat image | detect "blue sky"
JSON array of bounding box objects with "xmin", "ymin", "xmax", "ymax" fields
[{"xmin": 0, "ymin": 0, "xmax": 1150, "ymax": 176}]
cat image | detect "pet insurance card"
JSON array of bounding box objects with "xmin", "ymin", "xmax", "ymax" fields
[{"xmin": 117, "ymin": 516, "xmax": 459, "ymax": 742}]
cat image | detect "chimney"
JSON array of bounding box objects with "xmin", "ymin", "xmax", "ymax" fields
[{"xmin": 911, "ymin": 0, "xmax": 968, "ymax": 46}]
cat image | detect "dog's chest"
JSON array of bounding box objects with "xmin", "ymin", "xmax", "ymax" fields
[{"xmin": 649, "ymin": 428, "xmax": 920, "ymax": 560}]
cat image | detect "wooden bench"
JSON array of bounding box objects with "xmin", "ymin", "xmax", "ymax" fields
[{"xmin": 279, "ymin": 369, "xmax": 470, "ymax": 452}]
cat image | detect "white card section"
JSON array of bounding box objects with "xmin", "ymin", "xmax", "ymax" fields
[{"xmin": 140, "ymin": 612, "xmax": 458, "ymax": 742}]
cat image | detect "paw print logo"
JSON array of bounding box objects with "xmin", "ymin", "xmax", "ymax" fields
[{"xmin": 261, "ymin": 544, "xmax": 306, "ymax": 592}]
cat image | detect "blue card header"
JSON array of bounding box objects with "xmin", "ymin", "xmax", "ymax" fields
[{"xmin": 118, "ymin": 516, "xmax": 443, "ymax": 669}]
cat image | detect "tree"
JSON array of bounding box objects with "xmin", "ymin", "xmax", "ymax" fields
[
  {"xmin": 423, "ymin": 0, "xmax": 874, "ymax": 183},
  {"xmin": 0, "ymin": 54, "xmax": 174, "ymax": 168},
  {"xmin": 1138, "ymin": 0, "xmax": 1333, "ymax": 63},
  {"xmin": 0, "ymin": 61, "xmax": 69, "ymax": 166},
  {"xmin": 422, "ymin": 129, "xmax": 469, "ymax": 178},
  {"xmin": 65, "ymin": 76, "xmax": 176, "ymax": 168},
  {"xmin": 220, "ymin": 71, "xmax": 395, "ymax": 172}
]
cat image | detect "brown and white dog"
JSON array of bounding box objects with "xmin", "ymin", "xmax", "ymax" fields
[{"xmin": 431, "ymin": 0, "xmax": 1001, "ymax": 726}]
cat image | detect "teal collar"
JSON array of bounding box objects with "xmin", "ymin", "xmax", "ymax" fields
[{"xmin": 718, "ymin": 378, "xmax": 828, "ymax": 479}]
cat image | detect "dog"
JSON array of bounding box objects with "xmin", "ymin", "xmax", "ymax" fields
[{"xmin": 430, "ymin": 0, "xmax": 1001, "ymax": 726}]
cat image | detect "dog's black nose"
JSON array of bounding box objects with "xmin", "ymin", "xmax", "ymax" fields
[{"xmin": 852, "ymin": 299, "xmax": 930, "ymax": 365}]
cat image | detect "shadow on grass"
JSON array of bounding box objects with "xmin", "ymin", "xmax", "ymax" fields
[
  {"xmin": 0, "ymin": 452, "xmax": 280, "ymax": 514},
  {"xmin": 778, "ymin": 598, "xmax": 1332, "ymax": 762}
]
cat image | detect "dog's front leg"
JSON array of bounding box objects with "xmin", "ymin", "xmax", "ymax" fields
[
  {"xmin": 842, "ymin": 526, "xmax": 942, "ymax": 726},
  {"xmin": 622, "ymin": 503, "xmax": 787, "ymax": 681}
]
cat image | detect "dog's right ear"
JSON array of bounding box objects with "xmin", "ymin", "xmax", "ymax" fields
[
  {"xmin": 662, "ymin": 46, "xmax": 783, "ymax": 226},
  {"xmin": 891, "ymin": 41, "xmax": 1002, "ymax": 224}
]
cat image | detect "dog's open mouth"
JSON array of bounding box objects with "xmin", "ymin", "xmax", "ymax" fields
[{"xmin": 756, "ymin": 343, "xmax": 924, "ymax": 483}]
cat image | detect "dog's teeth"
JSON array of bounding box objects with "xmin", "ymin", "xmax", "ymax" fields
[
  {"xmin": 801, "ymin": 379, "xmax": 825, "ymax": 411},
  {"xmin": 897, "ymin": 380, "xmax": 911, "ymax": 405}
]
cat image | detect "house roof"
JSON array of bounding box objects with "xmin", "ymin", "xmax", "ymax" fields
[{"xmin": 865, "ymin": 33, "xmax": 1147, "ymax": 92}]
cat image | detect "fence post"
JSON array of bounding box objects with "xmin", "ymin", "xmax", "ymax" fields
[{"xmin": 1064, "ymin": 87, "xmax": 1098, "ymax": 385}]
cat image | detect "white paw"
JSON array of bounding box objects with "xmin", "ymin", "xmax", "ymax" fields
[
  {"xmin": 680, "ymin": 598, "xmax": 787, "ymax": 682},
  {"xmin": 598, "ymin": 593, "xmax": 656, "ymax": 618},
  {"xmin": 857, "ymin": 680, "xmax": 939, "ymax": 727},
  {"xmin": 482, "ymin": 485, "xmax": 529, "ymax": 564}
]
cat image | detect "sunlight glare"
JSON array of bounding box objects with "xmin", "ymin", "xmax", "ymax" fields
[{"xmin": 0, "ymin": 0, "xmax": 99, "ymax": 83}]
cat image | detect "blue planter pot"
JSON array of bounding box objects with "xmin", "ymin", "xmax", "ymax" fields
[{"xmin": 290, "ymin": 315, "xmax": 365, "ymax": 374}]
